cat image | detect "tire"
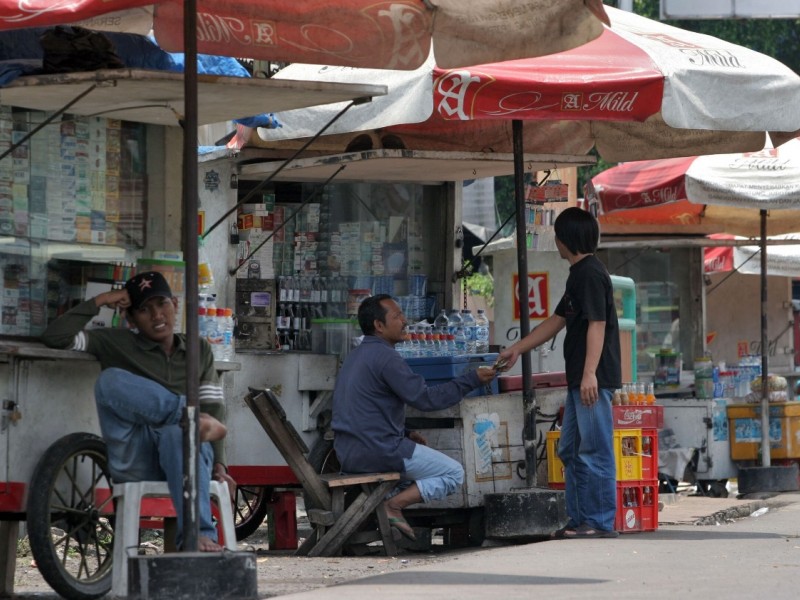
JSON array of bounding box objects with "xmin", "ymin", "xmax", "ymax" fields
[
  {"xmin": 26, "ymin": 433, "xmax": 114, "ymax": 600},
  {"xmin": 304, "ymin": 437, "xmax": 338, "ymax": 509},
  {"xmin": 234, "ymin": 485, "xmax": 271, "ymax": 541}
]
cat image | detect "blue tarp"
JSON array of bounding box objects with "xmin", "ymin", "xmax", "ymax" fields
[{"xmin": 0, "ymin": 27, "xmax": 280, "ymax": 131}]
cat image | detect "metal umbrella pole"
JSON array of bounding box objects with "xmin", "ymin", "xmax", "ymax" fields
[
  {"xmin": 181, "ymin": 0, "xmax": 201, "ymax": 553},
  {"xmin": 759, "ymin": 209, "xmax": 770, "ymax": 467},
  {"xmin": 512, "ymin": 120, "xmax": 537, "ymax": 486}
]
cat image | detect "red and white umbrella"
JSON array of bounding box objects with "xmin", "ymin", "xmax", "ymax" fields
[
  {"xmin": 259, "ymin": 6, "xmax": 800, "ymax": 161},
  {"xmin": 0, "ymin": 0, "xmax": 610, "ymax": 70},
  {"xmin": 587, "ymin": 138, "xmax": 800, "ymax": 236}
]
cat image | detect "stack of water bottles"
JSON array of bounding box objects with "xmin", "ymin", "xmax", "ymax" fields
[
  {"xmin": 396, "ymin": 307, "xmax": 490, "ymax": 358},
  {"xmin": 198, "ymin": 295, "xmax": 235, "ymax": 361}
]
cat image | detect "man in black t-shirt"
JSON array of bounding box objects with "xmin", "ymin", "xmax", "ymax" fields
[{"xmin": 498, "ymin": 207, "xmax": 621, "ymax": 539}]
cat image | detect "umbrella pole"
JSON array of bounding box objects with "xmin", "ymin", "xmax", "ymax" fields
[
  {"xmin": 512, "ymin": 120, "xmax": 536, "ymax": 486},
  {"xmin": 759, "ymin": 209, "xmax": 770, "ymax": 467}
]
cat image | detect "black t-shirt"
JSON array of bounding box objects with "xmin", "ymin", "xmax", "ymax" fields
[{"xmin": 554, "ymin": 254, "xmax": 622, "ymax": 390}]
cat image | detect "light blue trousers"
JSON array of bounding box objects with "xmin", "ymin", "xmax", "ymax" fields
[
  {"xmin": 396, "ymin": 443, "xmax": 465, "ymax": 503},
  {"xmin": 94, "ymin": 368, "xmax": 217, "ymax": 544}
]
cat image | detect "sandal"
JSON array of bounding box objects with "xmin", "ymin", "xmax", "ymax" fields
[
  {"xmin": 388, "ymin": 516, "xmax": 417, "ymax": 541},
  {"xmin": 564, "ymin": 524, "xmax": 619, "ymax": 539},
  {"xmin": 550, "ymin": 524, "xmax": 578, "ymax": 539}
]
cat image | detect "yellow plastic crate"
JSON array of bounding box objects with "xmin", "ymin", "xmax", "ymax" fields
[
  {"xmin": 614, "ymin": 429, "xmax": 643, "ymax": 481},
  {"xmin": 546, "ymin": 431, "xmax": 565, "ymax": 486}
]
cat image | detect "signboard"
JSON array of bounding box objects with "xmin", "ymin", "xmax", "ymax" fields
[
  {"xmin": 661, "ymin": 0, "xmax": 800, "ymax": 19},
  {"xmin": 512, "ymin": 272, "xmax": 550, "ymax": 321}
]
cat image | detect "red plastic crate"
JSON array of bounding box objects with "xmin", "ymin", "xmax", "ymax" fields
[
  {"xmin": 615, "ymin": 480, "xmax": 659, "ymax": 533},
  {"xmin": 612, "ymin": 404, "xmax": 664, "ymax": 429},
  {"xmin": 640, "ymin": 429, "xmax": 659, "ymax": 481}
]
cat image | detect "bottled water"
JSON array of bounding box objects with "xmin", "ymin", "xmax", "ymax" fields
[
  {"xmin": 206, "ymin": 307, "xmax": 224, "ymax": 360},
  {"xmin": 461, "ymin": 309, "xmax": 477, "ymax": 355},
  {"xmin": 454, "ymin": 326, "xmax": 468, "ymax": 356},
  {"xmin": 445, "ymin": 333, "xmax": 456, "ymax": 356},
  {"xmin": 475, "ymin": 309, "xmax": 490, "ymax": 354},
  {"xmin": 434, "ymin": 310, "xmax": 449, "ymax": 334},
  {"xmin": 447, "ymin": 309, "xmax": 463, "ymax": 336},
  {"xmin": 220, "ymin": 308, "xmax": 235, "ymax": 361}
]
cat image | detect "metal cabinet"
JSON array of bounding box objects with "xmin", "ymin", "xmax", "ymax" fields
[{"xmin": 659, "ymin": 397, "xmax": 738, "ymax": 491}]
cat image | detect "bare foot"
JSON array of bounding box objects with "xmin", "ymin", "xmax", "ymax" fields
[
  {"xmin": 199, "ymin": 413, "xmax": 227, "ymax": 442},
  {"xmin": 383, "ymin": 500, "xmax": 403, "ymax": 521},
  {"xmin": 198, "ymin": 535, "xmax": 224, "ymax": 552}
]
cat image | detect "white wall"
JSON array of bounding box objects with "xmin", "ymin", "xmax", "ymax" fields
[
  {"xmin": 483, "ymin": 241, "xmax": 569, "ymax": 375},
  {"xmin": 705, "ymin": 272, "xmax": 794, "ymax": 372}
]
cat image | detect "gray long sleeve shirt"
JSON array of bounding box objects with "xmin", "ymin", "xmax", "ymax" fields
[{"xmin": 332, "ymin": 336, "xmax": 481, "ymax": 473}]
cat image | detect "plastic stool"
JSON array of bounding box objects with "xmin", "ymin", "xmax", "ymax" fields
[{"xmin": 111, "ymin": 480, "xmax": 236, "ymax": 598}]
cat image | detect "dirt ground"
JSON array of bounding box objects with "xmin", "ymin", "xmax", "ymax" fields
[{"xmin": 11, "ymin": 507, "xmax": 488, "ymax": 598}]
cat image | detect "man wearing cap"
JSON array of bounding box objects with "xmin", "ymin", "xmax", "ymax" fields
[{"xmin": 42, "ymin": 271, "xmax": 232, "ymax": 552}]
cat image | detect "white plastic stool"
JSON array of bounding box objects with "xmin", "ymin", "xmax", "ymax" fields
[{"xmin": 111, "ymin": 480, "xmax": 237, "ymax": 598}]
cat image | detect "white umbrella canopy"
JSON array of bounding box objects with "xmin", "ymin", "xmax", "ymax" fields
[
  {"xmin": 0, "ymin": 0, "xmax": 610, "ymax": 70},
  {"xmin": 253, "ymin": 6, "xmax": 800, "ymax": 162},
  {"xmin": 685, "ymin": 138, "xmax": 800, "ymax": 468}
]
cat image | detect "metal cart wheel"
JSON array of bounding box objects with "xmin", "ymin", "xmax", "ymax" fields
[
  {"xmin": 26, "ymin": 432, "xmax": 114, "ymax": 600},
  {"xmin": 305, "ymin": 437, "xmax": 339, "ymax": 509},
  {"xmin": 234, "ymin": 485, "xmax": 272, "ymax": 541}
]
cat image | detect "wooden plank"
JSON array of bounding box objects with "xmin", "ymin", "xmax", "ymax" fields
[
  {"xmin": 244, "ymin": 392, "xmax": 330, "ymax": 509},
  {"xmin": 322, "ymin": 472, "xmax": 400, "ymax": 487},
  {"xmin": 306, "ymin": 509, "xmax": 335, "ymax": 526},
  {"xmin": 308, "ymin": 480, "xmax": 397, "ymax": 557},
  {"xmin": 373, "ymin": 495, "xmax": 397, "ymax": 556}
]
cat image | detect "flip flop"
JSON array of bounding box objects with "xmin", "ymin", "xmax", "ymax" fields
[
  {"xmin": 388, "ymin": 516, "xmax": 417, "ymax": 541},
  {"xmin": 550, "ymin": 524, "xmax": 578, "ymax": 539},
  {"xmin": 564, "ymin": 524, "xmax": 619, "ymax": 539}
]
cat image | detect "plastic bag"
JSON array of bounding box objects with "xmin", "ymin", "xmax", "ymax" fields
[{"xmin": 40, "ymin": 26, "xmax": 125, "ymax": 74}]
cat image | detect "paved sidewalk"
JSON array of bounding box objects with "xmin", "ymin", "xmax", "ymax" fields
[{"xmin": 275, "ymin": 490, "xmax": 800, "ymax": 600}]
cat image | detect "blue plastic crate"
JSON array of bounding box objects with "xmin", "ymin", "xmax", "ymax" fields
[{"xmin": 405, "ymin": 353, "xmax": 499, "ymax": 397}]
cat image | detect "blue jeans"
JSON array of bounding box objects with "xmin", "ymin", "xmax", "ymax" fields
[
  {"xmin": 395, "ymin": 443, "xmax": 464, "ymax": 503},
  {"xmin": 558, "ymin": 387, "xmax": 617, "ymax": 531},
  {"xmin": 94, "ymin": 368, "xmax": 217, "ymax": 544}
]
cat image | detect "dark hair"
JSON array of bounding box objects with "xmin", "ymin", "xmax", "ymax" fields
[
  {"xmin": 553, "ymin": 207, "xmax": 599, "ymax": 255},
  {"xmin": 358, "ymin": 294, "xmax": 392, "ymax": 335}
]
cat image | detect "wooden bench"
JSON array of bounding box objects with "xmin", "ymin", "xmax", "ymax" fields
[{"xmin": 244, "ymin": 388, "xmax": 400, "ymax": 556}]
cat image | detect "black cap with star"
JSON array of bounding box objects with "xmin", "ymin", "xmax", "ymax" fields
[{"xmin": 125, "ymin": 271, "xmax": 173, "ymax": 311}]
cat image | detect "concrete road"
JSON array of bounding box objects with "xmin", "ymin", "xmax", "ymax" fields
[{"xmin": 279, "ymin": 491, "xmax": 800, "ymax": 600}]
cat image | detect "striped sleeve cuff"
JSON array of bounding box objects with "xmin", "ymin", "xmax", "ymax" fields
[{"xmin": 198, "ymin": 383, "xmax": 225, "ymax": 404}]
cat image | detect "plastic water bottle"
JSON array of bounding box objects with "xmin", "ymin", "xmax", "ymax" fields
[
  {"xmin": 445, "ymin": 333, "xmax": 456, "ymax": 356},
  {"xmin": 460, "ymin": 309, "xmax": 477, "ymax": 355},
  {"xmin": 220, "ymin": 308, "xmax": 235, "ymax": 361},
  {"xmin": 434, "ymin": 310, "xmax": 449, "ymax": 334},
  {"xmin": 454, "ymin": 325, "xmax": 468, "ymax": 356},
  {"xmin": 447, "ymin": 309, "xmax": 463, "ymax": 336},
  {"xmin": 206, "ymin": 307, "xmax": 223, "ymax": 360},
  {"xmin": 475, "ymin": 309, "xmax": 490, "ymax": 354}
]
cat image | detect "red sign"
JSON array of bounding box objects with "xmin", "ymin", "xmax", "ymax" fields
[{"xmin": 513, "ymin": 272, "xmax": 549, "ymax": 321}]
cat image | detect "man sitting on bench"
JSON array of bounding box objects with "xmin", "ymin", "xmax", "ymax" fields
[{"xmin": 332, "ymin": 294, "xmax": 497, "ymax": 541}]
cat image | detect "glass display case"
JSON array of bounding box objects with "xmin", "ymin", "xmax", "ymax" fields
[
  {"xmin": 233, "ymin": 179, "xmax": 447, "ymax": 352},
  {"xmin": 0, "ymin": 105, "xmax": 148, "ymax": 337}
]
